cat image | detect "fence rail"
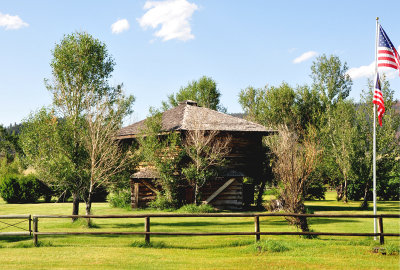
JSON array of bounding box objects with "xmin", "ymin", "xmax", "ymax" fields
[
  {"xmin": 26, "ymin": 213, "xmax": 400, "ymax": 246},
  {"xmin": 0, "ymin": 215, "xmax": 31, "ymax": 236}
]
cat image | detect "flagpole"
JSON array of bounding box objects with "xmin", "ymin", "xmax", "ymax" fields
[{"xmin": 373, "ymin": 17, "xmax": 379, "ymax": 241}]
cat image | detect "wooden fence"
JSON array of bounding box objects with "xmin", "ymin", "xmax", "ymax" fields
[
  {"xmin": 0, "ymin": 215, "xmax": 31, "ymax": 236},
  {"xmin": 26, "ymin": 213, "xmax": 400, "ymax": 246}
]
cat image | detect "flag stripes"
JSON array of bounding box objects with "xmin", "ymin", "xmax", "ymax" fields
[
  {"xmin": 377, "ymin": 25, "xmax": 400, "ymax": 75},
  {"xmin": 372, "ymin": 73, "xmax": 385, "ymax": 126}
]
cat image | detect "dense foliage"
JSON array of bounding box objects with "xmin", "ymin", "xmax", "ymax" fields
[
  {"xmin": 0, "ymin": 174, "xmax": 51, "ymax": 203},
  {"xmin": 163, "ymin": 76, "xmax": 226, "ymax": 112},
  {"xmin": 20, "ymin": 32, "xmax": 134, "ymax": 217},
  {"xmin": 239, "ymin": 54, "xmax": 400, "ymax": 209}
]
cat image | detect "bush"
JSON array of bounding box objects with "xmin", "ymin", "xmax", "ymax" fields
[
  {"xmin": 0, "ymin": 174, "xmax": 50, "ymax": 203},
  {"xmin": 107, "ymin": 189, "xmax": 131, "ymax": 209},
  {"xmin": 305, "ymin": 182, "xmax": 326, "ymax": 200},
  {"xmin": 149, "ymin": 194, "xmax": 176, "ymax": 210},
  {"xmin": 177, "ymin": 204, "xmax": 216, "ymax": 213}
]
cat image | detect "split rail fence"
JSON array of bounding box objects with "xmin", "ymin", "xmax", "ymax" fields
[{"xmin": 1, "ymin": 213, "xmax": 399, "ymax": 246}]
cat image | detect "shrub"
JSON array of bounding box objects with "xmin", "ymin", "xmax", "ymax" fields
[
  {"xmin": 149, "ymin": 194, "xmax": 176, "ymax": 210},
  {"xmin": 107, "ymin": 189, "xmax": 131, "ymax": 209},
  {"xmin": 305, "ymin": 182, "xmax": 326, "ymax": 200},
  {"xmin": 177, "ymin": 203, "xmax": 216, "ymax": 213},
  {"xmin": 0, "ymin": 174, "xmax": 21, "ymax": 203},
  {"xmin": 0, "ymin": 174, "xmax": 50, "ymax": 203}
]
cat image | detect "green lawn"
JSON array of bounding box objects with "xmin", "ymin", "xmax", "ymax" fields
[{"xmin": 0, "ymin": 191, "xmax": 399, "ymax": 270}]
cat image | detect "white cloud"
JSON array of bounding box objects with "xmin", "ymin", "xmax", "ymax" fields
[
  {"xmin": 347, "ymin": 62, "xmax": 375, "ymax": 79},
  {"xmin": 111, "ymin": 19, "xmax": 130, "ymax": 34},
  {"xmin": 293, "ymin": 51, "xmax": 318, "ymax": 64},
  {"xmin": 0, "ymin": 12, "xmax": 28, "ymax": 30},
  {"xmin": 137, "ymin": 0, "xmax": 198, "ymax": 41},
  {"xmin": 347, "ymin": 61, "xmax": 397, "ymax": 80}
]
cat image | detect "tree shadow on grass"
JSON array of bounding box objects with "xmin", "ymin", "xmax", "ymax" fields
[
  {"xmin": 308, "ymin": 218, "xmax": 359, "ymax": 225},
  {"xmin": 128, "ymin": 239, "xmax": 254, "ymax": 250},
  {"xmin": 308, "ymin": 201, "xmax": 400, "ymax": 212},
  {"xmin": 0, "ymin": 236, "xmax": 31, "ymax": 243},
  {"xmin": 308, "ymin": 205, "xmax": 365, "ymax": 212},
  {"xmin": 150, "ymin": 221, "xmax": 253, "ymax": 227}
]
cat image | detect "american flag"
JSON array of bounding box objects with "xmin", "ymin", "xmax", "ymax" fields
[
  {"xmin": 373, "ymin": 72, "xmax": 385, "ymax": 126},
  {"xmin": 378, "ymin": 25, "xmax": 400, "ymax": 75}
]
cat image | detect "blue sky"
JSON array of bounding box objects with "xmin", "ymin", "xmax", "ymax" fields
[{"xmin": 1, "ymin": 0, "xmax": 399, "ymax": 126}]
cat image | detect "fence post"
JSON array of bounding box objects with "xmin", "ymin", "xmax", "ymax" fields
[
  {"xmin": 145, "ymin": 216, "xmax": 150, "ymax": 244},
  {"xmin": 33, "ymin": 217, "xmax": 38, "ymax": 247},
  {"xmin": 28, "ymin": 215, "xmax": 32, "ymax": 236},
  {"xmin": 254, "ymin": 215, "xmax": 260, "ymax": 242},
  {"xmin": 378, "ymin": 216, "xmax": 384, "ymax": 245}
]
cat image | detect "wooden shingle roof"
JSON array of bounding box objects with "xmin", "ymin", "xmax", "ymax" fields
[{"xmin": 118, "ymin": 101, "xmax": 272, "ymax": 139}]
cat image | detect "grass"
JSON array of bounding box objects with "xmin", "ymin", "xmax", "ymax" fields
[{"xmin": 0, "ymin": 191, "xmax": 399, "ymax": 269}]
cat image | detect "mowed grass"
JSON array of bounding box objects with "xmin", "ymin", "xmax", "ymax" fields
[{"xmin": 0, "ymin": 191, "xmax": 399, "ymax": 270}]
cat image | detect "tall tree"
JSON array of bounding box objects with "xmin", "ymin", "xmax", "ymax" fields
[
  {"xmin": 310, "ymin": 54, "xmax": 352, "ymax": 111},
  {"xmin": 266, "ymin": 125, "xmax": 321, "ymax": 232},
  {"xmin": 324, "ymin": 100, "xmax": 358, "ymax": 202},
  {"xmin": 238, "ymin": 82, "xmax": 297, "ymax": 129},
  {"xmin": 22, "ymin": 32, "xmax": 134, "ymax": 217},
  {"xmin": 20, "ymin": 108, "xmax": 87, "ymax": 211},
  {"xmin": 82, "ymin": 86, "xmax": 134, "ymax": 215},
  {"xmin": 350, "ymin": 76, "xmax": 400, "ymax": 206},
  {"xmin": 163, "ymin": 76, "xmax": 226, "ymax": 112}
]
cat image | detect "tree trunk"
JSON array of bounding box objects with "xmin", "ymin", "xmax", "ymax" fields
[
  {"xmin": 194, "ymin": 184, "xmax": 198, "ymax": 205},
  {"xmin": 256, "ymin": 178, "xmax": 267, "ymax": 208},
  {"xmin": 72, "ymin": 193, "xmax": 80, "ymax": 222},
  {"xmin": 343, "ymin": 176, "xmax": 348, "ymax": 203},
  {"xmin": 336, "ymin": 184, "xmax": 343, "ymax": 201},
  {"xmin": 360, "ymin": 182, "xmax": 370, "ymax": 209},
  {"xmin": 85, "ymin": 192, "xmax": 92, "ymax": 215},
  {"xmin": 85, "ymin": 192, "xmax": 92, "ymax": 226},
  {"xmin": 298, "ymin": 216, "xmax": 309, "ymax": 232}
]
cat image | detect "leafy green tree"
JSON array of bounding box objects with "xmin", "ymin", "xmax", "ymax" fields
[
  {"xmin": 238, "ymin": 82, "xmax": 297, "ymax": 129},
  {"xmin": 163, "ymin": 76, "xmax": 226, "ymax": 112},
  {"xmin": 310, "ymin": 54, "xmax": 352, "ymax": 111},
  {"xmin": 308, "ymin": 54, "xmax": 354, "ymax": 201},
  {"xmin": 21, "ymin": 32, "xmax": 134, "ymax": 217},
  {"xmin": 323, "ymin": 100, "xmax": 358, "ymax": 202},
  {"xmin": 136, "ymin": 109, "xmax": 184, "ymax": 205},
  {"xmin": 350, "ymin": 76, "xmax": 400, "ymax": 206},
  {"xmin": 20, "ymin": 108, "xmax": 86, "ymax": 212},
  {"xmin": 294, "ymin": 85, "xmax": 324, "ymax": 131},
  {"xmin": 239, "ymin": 83, "xmax": 325, "ymax": 201},
  {"xmin": 0, "ymin": 125, "xmax": 21, "ymax": 161}
]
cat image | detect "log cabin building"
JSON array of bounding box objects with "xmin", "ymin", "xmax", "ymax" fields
[{"xmin": 117, "ymin": 100, "xmax": 274, "ymax": 210}]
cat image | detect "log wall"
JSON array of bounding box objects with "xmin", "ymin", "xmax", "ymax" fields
[{"xmin": 129, "ymin": 131, "xmax": 267, "ymax": 210}]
